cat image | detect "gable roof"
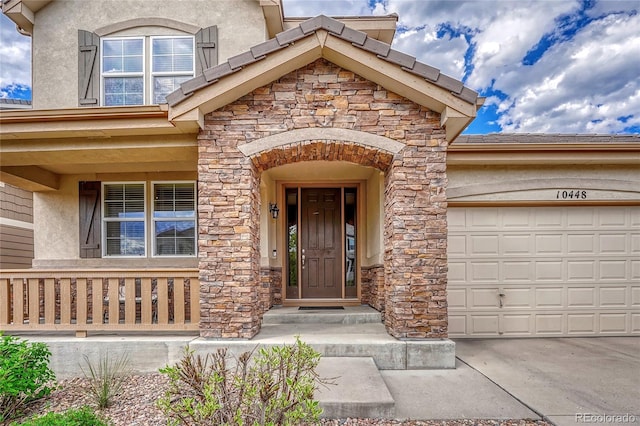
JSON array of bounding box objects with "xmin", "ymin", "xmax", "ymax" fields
[{"xmin": 167, "ymin": 15, "xmax": 482, "ymax": 141}]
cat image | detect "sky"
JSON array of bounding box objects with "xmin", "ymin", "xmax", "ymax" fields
[{"xmin": 0, "ymin": 0, "xmax": 638, "ymax": 135}]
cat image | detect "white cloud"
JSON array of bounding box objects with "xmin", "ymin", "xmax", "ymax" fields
[
  {"xmin": 0, "ymin": 14, "xmax": 31, "ymax": 91},
  {"xmin": 495, "ymin": 11, "xmax": 640, "ymax": 133}
]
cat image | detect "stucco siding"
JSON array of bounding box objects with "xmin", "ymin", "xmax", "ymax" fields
[
  {"xmin": 448, "ymin": 165, "xmax": 640, "ymax": 203},
  {"xmin": 32, "ymin": 0, "xmax": 266, "ymax": 109}
]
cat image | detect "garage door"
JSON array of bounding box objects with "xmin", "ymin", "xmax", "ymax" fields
[{"xmin": 448, "ymin": 206, "xmax": 640, "ymax": 337}]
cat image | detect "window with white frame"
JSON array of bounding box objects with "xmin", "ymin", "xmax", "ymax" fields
[
  {"xmin": 103, "ymin": 182, "xmax": 146, "ymax": 256},
  {"xmin": 101, "ymin": 36, "xmax": 194, "ymax": 106},
  {"xmin": 102, "ymin": 181, "xmax": 196, "ymax": 257},
  {"xmin": 152, "ymin": 182, "xmax": 196, "ymax": 256},
  {"xmin": 151, "ymin": 37, "xmax": 194, "ymax": 104}
]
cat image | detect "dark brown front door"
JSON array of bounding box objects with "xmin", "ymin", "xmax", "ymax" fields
[{"xmin": 300, "ymin": 188, "xmax": 342, "ymax": 298}]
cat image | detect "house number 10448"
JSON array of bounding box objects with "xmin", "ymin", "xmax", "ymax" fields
[{"xmin": 556, "ymin": 190, "xmax": 587, "ymax": 199}]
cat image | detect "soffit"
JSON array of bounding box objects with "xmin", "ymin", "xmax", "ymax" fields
[{"xmin": 167, "ymin": 15, "xmax": 481, "ymax": 142}]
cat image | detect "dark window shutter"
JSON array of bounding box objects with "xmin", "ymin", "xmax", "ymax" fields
[
  {"xmin": 78, "ymin": 30, "xmax": 100, "ymax": 107},
  {"xmin": 79, "ymin": 181, "xmax": 101, "ymax": 258},
  {"xmin": 195, "ymin": 26, "xmax": 218, "ymax": 75}
]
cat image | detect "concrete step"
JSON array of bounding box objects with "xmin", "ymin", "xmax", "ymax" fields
[
  {"xmin": 315, "ymin": 357, "xmax": 395, "ymax": 419},
  {"xmin": 190, "ymin": 322, "xmax": 456, "ymax": 370},
  {"xmin": 262, "ymin": 305, "xmax": 382, "ymax": 325}
]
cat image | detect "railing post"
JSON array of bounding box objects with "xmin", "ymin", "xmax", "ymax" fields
[{"xmin": 0, "ymin": 278, "xmax": 10, "ymax": 324}]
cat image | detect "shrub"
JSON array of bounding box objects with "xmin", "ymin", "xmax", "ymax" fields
[
  {"xmin": 158, "ymin": 337, "xmax": 330, "ymax": 426},
  {"xmin": 11, "ymin": 406, "xmax": 108, "ymax": 426},
  {"xmin": 80, "ymin": 351, "xmax": 131, "ymax": 409},
  {"xmin": 0, "ymin": 334, "xmax": 56, "ymax": 423}
]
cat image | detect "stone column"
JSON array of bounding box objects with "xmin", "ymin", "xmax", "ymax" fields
[
  {"xmin": 197, "ymin": 131, "xmax": 262, "ymax": 339},
  {"xmin": 383, "ymin": 136, "xmax": 448, "ymax": 339}
]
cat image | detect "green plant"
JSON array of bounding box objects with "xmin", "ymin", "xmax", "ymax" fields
[
  {"xmin": 80, "ymin": 351, "xmax": 131, "ymax": 409},
  {"xmin": 0, "ymin": 334, "xmax": 56, "ymax": 423},
  {"xmin": 10, "ymin": 406, "xmax": 108, "ymax": 426},
  {"xmin": 158, "ymin": 337, "xmax": 330, "ymax": 426}
]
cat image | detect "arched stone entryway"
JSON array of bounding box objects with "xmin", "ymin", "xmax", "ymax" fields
[{"xmin": 197, "ymin": 59, "xmax": 449, "ymax": 339}]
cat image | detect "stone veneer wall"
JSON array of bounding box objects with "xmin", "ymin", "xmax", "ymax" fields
[
  {"xmin": 198, "ymin": 58, "xmax": 448, "ymax": 339},
  {"xmin": 259, "ymin": 266, "xmax": 282, "ymax": 312},
  {"xmin": 361, "ymin": 265, "xmax": 385, "ymax": 315}
]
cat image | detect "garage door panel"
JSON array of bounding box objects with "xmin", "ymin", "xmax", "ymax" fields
[
  {"xmin": 631, "ymin": 287, "xmax": 640, "ymax": 306},
  {"xmin": 599, "ymin": 234, "xmax": 627, "ymax": 253},
  {"xmin": 470, "ymin": 262, "xmax": 499, "ymax": 281},
  {"xmin": 469, "ymin": 208, "xmax": 499, "ymax": 227},
  {"xmin": 448, "ymin": 235, "xmax": 466, "ymax": 254},
  {"xmin": 469, "ymin": 288, "xmax": 500, "ymax": 308},
  {"xmin": 567, "ymin": 261, "xmax": 595, "ymax": 281},
  {"xmin": 503, "ymin": 261, "xmax": 532, "ymax": 281},
  {"xmin": 501, "ymin": 208, "xmax": 531, "ymax": 227},
  {"xmin": 598, "ymin": 208, "xmax": 627, "ymax": 227},
  {"xmin": 567, "ymin": 234, "xmax": 595, "ymax": 253},
  {"xmin": 535, "ymin": 210, "xmax": 563, "ymax": 227},
  {"xmin": 447, "ymin": 288, "xmax": 467, "ymax": 309},
  {"xmin": 631, "ymin": 234, "xmax": 640, "ymax": 253},
  {"xmin": 448, "ymin": 315, "xmax": 466, "ymax": 335},
  {"xmin": 536, "ymin": 314, "xmax": 564, "ymax": 334},
  {"xmin": 599, "ymin": 260, "xmax": 627, "ymax": 280},
  {"xmin": 632, "ymin": 314, "xmax": 640, "ymax": 333},
  {"xmin": 567, "ymin": 314, "xmax": 596, "ymax": 334},
  {"xmin": 503, "ymin": 314, "xmax": 533, "ymax": 335},
  {"xmin": 567, "ymin": 287, "xmax": 596, "ymax": 307},
  {"xmin": 503, "ymin": 288, "xmax": 533, "ymax": 308},
  {"xmin": 567, "ymin": 209, "xmax": 595, "ymax": 227},
  {"xmin": 470, "ymin": 315, "xmax": 500, "ymax": 334},
  {"xmin": 470, "ymin": 235, "xmax": 499, "ymax": 254},
  {"xmin": 503, "ymin": 234, "xmax": 532, "ymax": 254},
  {"xmin": 536, "ymin": 287, "xmax": 564, "ymax": 307},
  {"xmin": 535, "ymin": 261, "xmax": 563, "ymax": 280},
  {"xmin": 599, "ymin": 313, "xmax": 627, "ymax": 333},
  {"xmin": 600, "ymin": 287, "xmax": 629, "ymax": 307},
  {"xmin": 448, "ymin": 206, "xmax": 638, "ymax": 337},
  {"xmin": 448, "ymin": 261, "xmax": 467, "ymax": 283},
  {"xmin": 535, "ymin": 234, "xmax": 563, "ymax": 254}
]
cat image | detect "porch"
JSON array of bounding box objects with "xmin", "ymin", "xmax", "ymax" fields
[{"xmin": 0, "ymin": 268, "xmax": 199, "ymax": 337}]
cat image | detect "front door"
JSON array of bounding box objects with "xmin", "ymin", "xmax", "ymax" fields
[{"xmin": 300, "ymin": 188, "xmax": 342, "ymax": 298}]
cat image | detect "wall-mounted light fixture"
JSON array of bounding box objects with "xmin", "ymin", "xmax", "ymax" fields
[{"xmin": 269, "ymin": 203, "xmax": 279, "ymax": 219}]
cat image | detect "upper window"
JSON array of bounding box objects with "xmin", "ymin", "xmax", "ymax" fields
[{"xmin": 101, "ymin": 36, "xmax": 194, "ymax": 106}]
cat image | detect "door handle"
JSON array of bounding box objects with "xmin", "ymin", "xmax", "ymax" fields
[{"xmin": 301, "ymin": 249, "xmax": 305, "ymax": 269}]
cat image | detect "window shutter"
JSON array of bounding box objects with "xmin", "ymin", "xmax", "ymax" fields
[
  {"xmin": 79, "ymin": 181, "xmax": 101, "ymax": 258},
  {"xmin": 78, "ymin": 30, "xmax": 100, "ymax": 106},
  {"xmin": 195, "ymin": 26, "xmax": 218, "ymax": 75}
]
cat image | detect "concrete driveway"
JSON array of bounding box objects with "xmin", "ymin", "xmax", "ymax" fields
[{"xmin": 455, "ymin": 337, "xmax": 640, "ymax": 426}]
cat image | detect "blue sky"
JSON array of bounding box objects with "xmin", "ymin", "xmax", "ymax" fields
[{"xmin": 1, "ymin": 0, "xmax": 638, "ymax": 134}]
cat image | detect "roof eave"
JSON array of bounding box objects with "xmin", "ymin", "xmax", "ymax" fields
[{"xmin": 1, "ymin": 0, "xmax": 52, "ymax": 35}]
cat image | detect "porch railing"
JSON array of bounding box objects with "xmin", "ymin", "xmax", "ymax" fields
[{"xmin": 0, "ymin": 269, "xmax": 200, "ymax": 337}]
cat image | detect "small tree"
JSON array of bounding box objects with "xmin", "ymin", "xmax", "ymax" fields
[
  {"xmin": 0, "ymin": 334, "xmax": 56, "ymax": 422},
  {"xmin": 158, "ymin": 337, "xmax": 330, "ymax": 425}
]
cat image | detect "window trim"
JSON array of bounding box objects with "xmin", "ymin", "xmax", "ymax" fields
[
  {"xmin": 151, "ymin": 180, "xmax": 197, "ymax": 258},
  {"xmin": 150, "ymin": 35, "xmax": 196, "ymax": 105},
  {"xmin": 101, "ymin": 181, "xmax": 147, "ymax": 258}
]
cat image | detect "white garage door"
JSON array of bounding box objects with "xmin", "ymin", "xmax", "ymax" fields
[{"xmin": 448, "ymin": 206, "xmax": 640, "ymax": 337}]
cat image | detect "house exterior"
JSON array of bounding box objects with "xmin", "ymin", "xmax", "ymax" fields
[{"xmin": 0, "ymin": 0, "xmax": 638, "ymax": 340}]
